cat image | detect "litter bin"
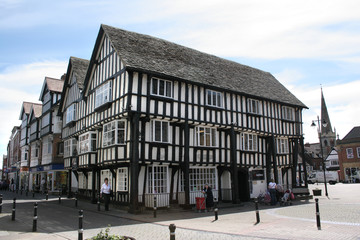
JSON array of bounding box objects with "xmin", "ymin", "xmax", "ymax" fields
[
  {"xmin": 196, "ymin": 197, "xmax": 206, "ymax": 211},
  {"xmin": 313, "ymin": 189, "xmax": 322, "ymax": 196}
]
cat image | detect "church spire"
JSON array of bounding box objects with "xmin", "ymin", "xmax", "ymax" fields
[{"xmin": 320, "ymin": 87, "xmax": 333, "ymax": 135}]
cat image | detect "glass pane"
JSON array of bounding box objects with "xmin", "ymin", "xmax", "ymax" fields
[
  {"xmin": 207, "ymin": 90, "xmax": 212, "ymax": 105},
  {"xmin": 159, "ymin": 80, "xmax": 165, "ymax": 96},
  {"xmin": 118, "ymin": 130, "xmax": 124, "ymax": 144},
  {"xmin": 212, "ymin": 92, "xmax": 216, "ymax": 106},
  {"xmin": 162, "ymin": 122, "xmax": 168, "ymax": 142},
  {"xmin": 152, "ymin": 78, "xmax": 158, "ymax": 95},
  {"xmin": 155, "ymin": 121, "xmax": 161, "ymax": 141},
  {"xmin": 199, "ymin": 128, "xmax": 204, "ymax": 146},
  {"xmin": 166, "ymin": 81, "xmax": 172, "ymax": 97},
  {"xmin": 217, "ymin": 93, "xmax": 221, "ymax": 107}
]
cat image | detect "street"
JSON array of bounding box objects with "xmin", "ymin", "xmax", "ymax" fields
[{"xmin": 0, "ymin": 183, "xmax": 360, "ymax": 240}]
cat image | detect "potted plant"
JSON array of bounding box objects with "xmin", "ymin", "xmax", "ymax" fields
[
  {"xmin": 312, "ymin": 188, "xmax": 322, "ymax": 196},
  {"xmin": 91, "ymin": 226, "xmax": 135, "ymax": 240}
]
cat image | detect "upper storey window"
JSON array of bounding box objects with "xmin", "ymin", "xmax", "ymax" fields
[
  {"xmin": 152, "ymin": 120, "xmax": 170, "ymax": 143},
  {"xmin": 282, "ymin": 106, "xmax": 294, "ymax": 121},
  {"xmin": 103, "ymin": 120, "xmax": 126, "ymax": 147},
  {"xmin": 95, "ymin": 81, "xmax": 112, "ymax": 109},
  {"xmin": 66, "ymin": 104, "xmax": 76, "ymax": 124},
  {"xmin": 276, "ymin": 138, "xmax": 289, "ymax": 154},
  {"xmin": 247, "ymin": 99, "xmax": 261, "ymax": 114},
  {"xmin": 79, "ymin": 132, "xmax": 97, "ymax": 154},
  {"xmin": 206, "ymin": 90, "xmax": 223, "ymax": 108},
  {"xmin": 151, "ymin": 78, "xmax": 172, "ymax": 98},
  {"xmin": 240, "ymin": 133, "xmax": 258, "ymax": 151},
  {"xmin": 195, "ymin": 126, "xmax": 217, "ymax": 147}
]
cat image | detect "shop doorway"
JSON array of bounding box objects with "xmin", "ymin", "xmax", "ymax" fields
[{"xmin": 238, "ymin": 168, "xmax": 250, "ymax": 202}]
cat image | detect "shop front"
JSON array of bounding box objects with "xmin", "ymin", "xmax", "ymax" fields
[{"xmin": 43, "ymin": 164, "xmax": 68, "ymax": 194}]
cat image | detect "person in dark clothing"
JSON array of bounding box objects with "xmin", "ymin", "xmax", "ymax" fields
[{"xmin": 203, "ymin": 184, "xmax": 214, "ymax": 211}]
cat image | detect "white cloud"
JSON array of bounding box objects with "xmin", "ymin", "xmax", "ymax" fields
[
  {"xmin": 0, "ymin": 60, "xmax": 67, "ymax": 161},
  {"xmin": 277, "ymin": 75, "xmax": 360, "ymax": 143}
]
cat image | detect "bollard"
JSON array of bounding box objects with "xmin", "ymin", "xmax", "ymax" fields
[
  {"xmin": 214, "ymin": 207, "xmax": 218, "ymax": 221},
  {"xmin": 75, "ymin": 192, "xmax": 78, "ymax": 207},
  {"xmin": 33, "ymin": 202, "xmax": 38, "ymax": 232},
  {"xmin": 12, "ymin": 198, "xmax": 16, "ymax": 221},
  {"xmin": 169, "ymin": 224, "xmax": 176, "ymax": 240},
  {"xmin": 26, "ymin": 189, "xmax": 28, "ymax": 197},
  {"xmin": 0, "ymin": 194, "xmax": 2, "ymax": 213},
  {"xmin": 153, "ymin": 196, "xmax": 157, "ymax": 218},
  {"xmin": 78, "ymin": 210, "xmax": 84, "ymax": 240},
  {"xmin": 315, "ymin": 198, "xmax": 321, "ymax": 230},
  {"xmin": 255, "ymin": 197, "xmax": 260, "ymax": 224},
  {"xmin": 58, "ymin": 192, "xmax": 61, "ymax": 204},
  {"xmin": 97, "ymin": 193, "xmax": 100, "ymax": 211},
  {"xmin": 46, "ymin": 192, "xmax": 48, "ymax": 201},
  {"xmin": 32, "ymin": 191, "xmax": 35, "ymax": 198}
]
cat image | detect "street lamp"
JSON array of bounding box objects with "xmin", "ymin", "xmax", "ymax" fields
[{"xmin": 311, "ymin": 116, "xmax": 329, "ymax": 197}]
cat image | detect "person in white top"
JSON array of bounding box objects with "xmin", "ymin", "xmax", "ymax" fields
[
  {"xmin": 268, "ymin": 179, "xmax": 277, "ymax": 206},
  {"xmin": 100, "ymin": 178, "xmax": 111, "ymax": 211}
]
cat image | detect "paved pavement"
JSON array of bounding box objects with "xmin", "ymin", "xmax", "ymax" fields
[{"xmin": 0, "ymin": 183, "xmax": 360, "ymax": 240}]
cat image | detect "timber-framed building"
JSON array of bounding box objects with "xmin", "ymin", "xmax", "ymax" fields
[{"xmin": 60, "ymin": 24, "xmax": 307, "ymax": 212}]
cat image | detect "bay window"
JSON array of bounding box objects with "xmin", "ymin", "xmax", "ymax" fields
[
  {"xmin": 79, "ymin": 132, "xmax": 97, "ymax": 154},
  {"xmin": 103, "ymin": 120, "xmax": 126, "ymax": 147}
]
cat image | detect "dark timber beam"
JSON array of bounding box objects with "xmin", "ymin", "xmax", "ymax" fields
[
  {"xmin": 128, "ymin": 112, "xmax": 140, "ymax": 213},
  {"xmin": 91, "ymin": 168, "xmax": 96, "ymax": 203}
]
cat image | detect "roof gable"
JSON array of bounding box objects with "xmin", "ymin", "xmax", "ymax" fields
[
  {"xmin": 39, "ymin": 77, "xmax": 64, "ymax": 101},
  {"xmin": 82, "ymin": 24, "xmax": 306, "ymax": 108},
  {"xmin": 19, "ymin": 101, "xmax": 35, "ymax": 120},
  {"xmin": 58, "ymin": 57, "xmax": 89, "ymax": 114}
]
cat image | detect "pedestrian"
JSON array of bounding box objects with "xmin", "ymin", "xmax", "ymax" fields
[
  {"xmin": 202, "ymin": 184, "xmax": 214, "ymax": 211},
  {"xmin": 100, "ymin": 178, "xmax": 111, "ymax": 211},
  {"xmin": 41, "ymin": 178, "xmax": 46, "ymax": 194},
  {"xmin": 268, "ymin": 179, "xmax": 277, "ymax": 206}
]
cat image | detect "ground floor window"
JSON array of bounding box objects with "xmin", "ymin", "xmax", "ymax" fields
[
  {"xmin": 345, "ymin": 167, "xmax": 360, "ymax": 182},
  {"xmin": 117, "ymin": 168, "xmax": 128, "ymax": 191},
  {"xmin": 147, "ymin": 165, "xmax": 168, "ymax": 193},
  {"xmin": 189, "ymin": 167, "xmax": 217, "ymax": 191}
]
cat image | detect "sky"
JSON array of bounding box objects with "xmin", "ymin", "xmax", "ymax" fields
[{"xmin": 1, "ymin": 0, "xmax": 360, "ymax": 167}]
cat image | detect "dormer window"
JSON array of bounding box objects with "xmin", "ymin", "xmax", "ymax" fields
[
  {"xmin": 206, "ymin": 90, "xmax": 222, "ymax": 108},
  {"xmin": 95, "ymin": 81, "xmax": 112, "ymax": 109},
  {"xmin": 151, "ymin": 78, "xmax": 172, "ymax": 98},
  {"xmin": 282, "ymin": 106, "xmax": 294, "ymax": 121}
]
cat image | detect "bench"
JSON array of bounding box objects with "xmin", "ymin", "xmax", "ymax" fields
[{"xmin": 292, "ymin": 188, "xmax": 313, "ymax": 200}]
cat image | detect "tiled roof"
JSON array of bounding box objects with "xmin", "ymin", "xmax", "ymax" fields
[
  {"xmin": 46, "ymin": 77, "xmax": 64, "ymax": 93},
  {"xmin": 70, "ymin": 57, "xmax": 89, "ymax": 89},
  {"xmin": 97, "ymin": 24, "xmax": 306, "ymax": 108},
  {"xmin": 32, "ymin": 103, "xmax": 42, "ymax": 118},
  {"xmin": 342, "ymin": 126, "xmax": 360, "ymax": 141}
]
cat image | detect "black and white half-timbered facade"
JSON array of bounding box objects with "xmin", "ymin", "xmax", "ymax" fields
[
  {"xmin": 62, "ymin": 24, "xmax": 307, "ymax": 212},
  {"xmin": 58, "ymin": 56, "xmax": 90, "ymax": 198}
]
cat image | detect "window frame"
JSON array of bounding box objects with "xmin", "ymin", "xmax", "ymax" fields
[
  {"xmin": 95, "ymin": 81, "xmax": 112, "ymax": 109},
  {"xmin": 346, "ymin": 148, "xmax": 354, "ymax": 159},
  {"xmin": 117, "ymin": 168, "xmax": 128, "ymax": 191},
  {"xmin": 151, "ymin": 77, "xmax": 173, "ymax": 98},
  {"xmin": 276, "ymin": 138, "xmax": 289, "ymax": 154},
  {"xmin": 79, "ymin": 132, "xmax": 97, "ymax": 154},
  {"xmin": 195, "ymin": 126, "xmax": 217, "ymax": 147},
  {"xmin": 64, "ymin": 138, "xmax": 78, "ymax": 158},
  {"xmin": 247, "ymin": 98, "xmax": 261, "ymax": 115},
  {"xmin": 240, "ymin": 132, "xmax": 258, "ymax": 152},
  {"xmin": 188, "ymin": 167, "xmax": 217, "ymax": 192},
  {"xmin": 102, "ymin": 120, "xmax": 126, "ymax": 147},
  {"xmin": 206, "ymin": 89, "xmax": 223, "ymax": 108},
  {"xmin": 282, "ymin": 106, "xmax": 295, "ymax": 121},
  {"xmin": 147, "ymin": 165, "xmax": 168, "ymax": 194},
  {"xmin": 151, "ymin": 120, "xmax": 170, "ymax": 143},
  {"xmin": 66, "ymin": 103, "xmax": 76, "ymax": 124}
]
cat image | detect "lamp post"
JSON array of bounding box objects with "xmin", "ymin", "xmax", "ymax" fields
[{"xmin": 311, "ymin": 116, "xmax": 328, "ymax": 197}]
